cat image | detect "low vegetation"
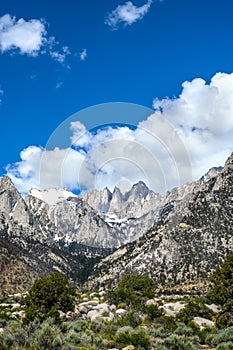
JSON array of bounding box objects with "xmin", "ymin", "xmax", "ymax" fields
[{"xmin": 0, "ymin": 254, "xmax": 232, "ymax": 349}]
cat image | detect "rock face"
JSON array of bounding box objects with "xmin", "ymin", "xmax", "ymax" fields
[
  {"xmin": 0, "ymin": 176, "xmax": 31, "ymax": 226},
  {"xmin": 26, "ymin": 180, "xmax": 196, "ymax": 249},
  {"xmin": 0, "ymin": 152, "xmax": 232, "ymax": 294},
  {"xmin": 0, "ymin": 178, "xmax": 102, "ymax": 296},
  {"xmin": 87, "ymin": 153, "xmax": 233, "ymax": 289}
]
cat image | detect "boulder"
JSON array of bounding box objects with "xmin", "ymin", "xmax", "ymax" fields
[
  {"xmin": 193, "ymin": 317, "xmax": 215, "ymax": 330},
  {"xmin": 87, "ymin": 310, "xmax": 101, "ymax": 321},
  {"xmin": 115, "ymin": 308, "xmax": 127, "ymax": 317},
  {"xmin": 78, "ymin": 305, "xmax": 88, "ymax": 314},
  {"xmin": 205, "ymin": 304, "xmax": 221, "ymax": 313},
  {"xmin": 146, "ymin": 299, "xmax": 157, "ymax": 305},
  {"xmin": 161, "ymin": 301, "xmax": 186, "ymax": 317}
]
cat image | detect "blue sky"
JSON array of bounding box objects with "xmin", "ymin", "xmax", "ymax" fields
[{"xmin": 1, "ymin": 0, "xmax": 233, "ymax": 194}]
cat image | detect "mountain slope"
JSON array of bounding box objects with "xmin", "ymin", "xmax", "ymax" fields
[
  {"xmin": 87, "ymin": 153, "xmax": 233, "ymax": 289},
  {"xmin": 0, "ymin": 178, "xmax": 101, "ymax": 296}
]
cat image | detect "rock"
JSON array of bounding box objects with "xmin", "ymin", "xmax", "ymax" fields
[
  {"xmin": 96, "ymin": 302, "xmax": 109, "ymax": 313},
  {"xmin": 0, "ymin": 328, "xmax": 4, "ymax": 333},
  {"xmin": 82, "ymin": 297, "xmax": 89, "ymax": 302},
  {"xmin": 161, "ymin": 301, "xmax": 186, "ymax": 317},
  {"xmin": 58, "ymin": 310, "xmax": 66, "ymax": 320},
  {"xmin": 66, "ymin": 311, "xmax": 74, "ymax": 321},
  {"xmin": 205, "ymin": 304, "xmax": 221, "ymax": 313},
  {"xmin": 0, "ymin": 303, "xmax": 11, "ymax": 308},
  {"xmin": 122, "ymin": 346, "xmax": 135, "ymax": 350},
  {"xmin": 101, "ymin": 315, "xmax": 114, "ymax": 322},
  {"xmin": 87, "ymin": 310, "xmax": 101, "ymax": 321},
  {"xmin": 18, "ymin": 310, "xmax": 26, "ymax": 319},
  {"xmin": 78, "ymin": 305, "xmax": 88, "ymax": 314},
  {"xmin": 193, "ymin": 317, "xmax": 215, "ymax": 330},
  {"xmin": 11, "ymin": 303, "xmax": 21, "ymax": 310},
  {"xmin": 99, "ymin": 291, "xmax": 106, "ymax": 297},
  {"xmin": 105, "ymin": 312, "xmax": 114, "ymax": 321},
  {"xmin": 11, "ymin": 310, "xmax": 26, "ymax": 319},
  {"xmin": 8, "ymin": 293, "xmax": 22, "ymax": 299},
  {"xmin": 90, "ymin": 292, "xmax": 97, "ymax": 298},
  {"xmin": 110, "ymin": 304, "xmax": 116, "ymax": 311},
  {"xmin": 146, "ymin": 299, "xmax": 157, "ymax": 305},
  {"xmin": 115, "ymin": 308, "xmax": 127, "ymax": 317}
]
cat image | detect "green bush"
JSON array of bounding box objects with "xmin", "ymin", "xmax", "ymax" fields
[
  {"xmin": 155, "ymin": 315, "xmax": 178, "ymax": 332},
  {"xmin": 3, "ymin": 332, "xmax": 15, "ymax": 348},
  {"xmin": 212, "ymin": 327, "xmax": 233, "ymax": 345},
  {"xmin": 116, "ymin": 326, "xmax": 150, "ymax": 349},
  {"xmin": 32, "ymin": 317, "xmax": 63, "ymax": 349},
  {"xmin": 144, "ymin": 303, "xmax": 164, "ymax": 321},
  {"xmin": 208, "ymin": 254, "xmax": 233, "ymax": 310},
  {"xmin": 108, "ymin": 273, "xmax": 154, "ymax": 309},
  {"xmin": 24, "ymin": 272, "xmax": 76, "ymax": 322},
  {"xmin": 161, "ymin": 333, "xmax": 197, "ymax": 350},
  {"xmin": 176, "ymin": 300, "xmax": 214, "ymax": 323},
  {"xmin": 174, "ymin": 323, "xmax": 194, "ymax": 336},
  {"xmin": 66, "ymin": 319, "xmax": 88, "ymax": 332},
  {"xmin": 216, "ymin": 312, "xmax": 233, "ymax": 329},
  {"xmin": 117, "ymin": 311, "xmax": 141, "ymax": 328},
  {"xmin": 216, "ymin": 342, "xmax": 233, "ymax": 350}
]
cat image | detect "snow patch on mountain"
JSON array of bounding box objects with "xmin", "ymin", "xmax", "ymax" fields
[{"xmin": 29, "ymin": 188, "xmax": 78, "ymax": 206}]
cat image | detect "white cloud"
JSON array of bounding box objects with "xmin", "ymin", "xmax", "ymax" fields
[
  {"xmin": 6, "ymin": 72, "xmax": 233, "ymax": 195},
  {"xmin": 0, "ymin": 14, "xmax": 71, "ymax": 64},
  {"xmin": 150, "ymin": 72, "xmax": 233, "ymax": 179},
  {"xmin": 80, "ymin": 48, "xmax": 87, "ymax": 61},
  {"xmin": 0, "ymin": 14, "xmax": 46, "ymax": 55},
  {"xmin": 106, "ymin": 0, "xmax": 153, "ymax": 29},
  {"xmin": 0, "ymin": 86, "xmax": 3, "ymax": 104},
  {"xmin": 55, "ymin": 81, "xmax": 63, "ymax": 89},
  {"xmin": 6, "ymin": 146, "xmax": 85, "ymax": 194}
]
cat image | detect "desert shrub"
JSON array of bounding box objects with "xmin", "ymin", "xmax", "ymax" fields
[
  {"xmin": 24, "ymin": 272, "xmax": 75, "ymax": 323},
  {"xmin": 79, "ymin": 331, "xmax": 93, "ymax": 346},
  {"xmin": 2, "ymin": 332, "xmax": 15, "ymax": 348},
  {"xmin": 212, "ymin": 327, "xmax": 233, "ymax": 346},
  {"xmin": 31, "ymin": 317, "xmax": 63, "ymax": 349},
  {"xmin": 216, "ymin": 342, "xmax": 233, "ymax": 350},
  {"xmin": 161, "ymin": 333, "xmax": 196, "ymax": 350},
  {"xmin": 153, "ymin": 326, "xmax": 169, "ymax": 338},
  {"xmin": 151, "ymin": 340, "xmax": 167, "ymax": 350},
  {"xmin": 65, "ymin": 329, "xmax": 81, "ymax": 344},
  {"xmin": 65, "ymin": 319, "xmax": 88, "ymax": 332},
  {"xmin": 216, "ymin": 311, "xmax": 233, "ymax": 329},
  {"xmin": 93, "ymin": 335, "xmax": 103, "ymax": 347},
  {"xmin": 174, "ymin": 322, "xmax": 194, "ymax": 336},
  {"xmin": 52, "ymin": 334, "xmax": 63, "ymax": 347},
  {"xmin": 116, "ymin": 326, "xmax": 150, "ymax": 349}
]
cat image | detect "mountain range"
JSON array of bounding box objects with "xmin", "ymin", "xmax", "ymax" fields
[{"xmin": 0, "ymin": 152, "xmax": 232, "ymax": 296}]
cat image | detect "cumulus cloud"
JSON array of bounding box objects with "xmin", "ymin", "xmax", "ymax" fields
[
  {"xmin": 151, "ymin": 72, "xmax": 233, "ymax": 179},
  {"xmin": 106, "ymin": 0, "xmax": 153, "ymax": 29},
  {"xmin": 80, "ymin": 48, "xmax": 87, "ymax": 61},
  {"xmin": 5, "ymin": 72, "xmax": 233, "ymax": 195},
  {"xmin": 6, "ymin": 146, "xmax": 85, "ymax": 194},
  {"xmin": 0, "ymin": 14, "xmax": 71, "ymax": 64}
]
